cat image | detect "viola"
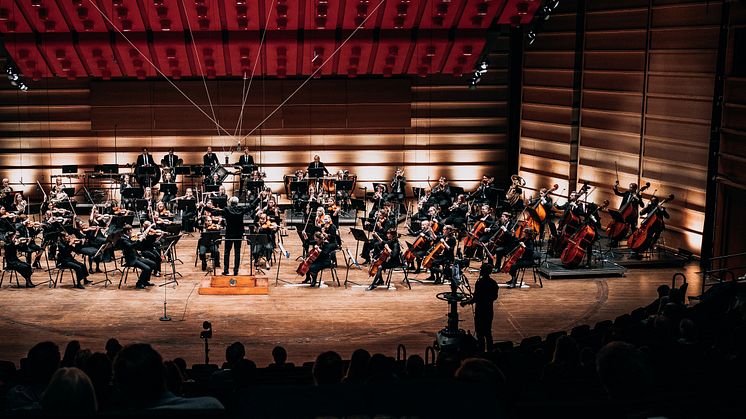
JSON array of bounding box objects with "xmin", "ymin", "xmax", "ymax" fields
[
  {"xmin": 296, "ymin": 246, "xmax": 321, "ymax": 276},
  {"xmin": 463, "ymin": 220, "xmax": 487, "ymax": 249},
  {"xmin": 422, "ymin": 240, "xmax": 446, "ymax": 269},
  {"xmin": 500, "ymin": 242, "xmax": 526, "ymax": 273},
  {"xmin": 627, "ymin": 194, "xmax": 674, "ymax": 253},
  {"xmin": 368, "ymin": 247, "xmax": 391, "ymax": 277},
  {"xmin": 403, "ymin": 234, "xmax": 429, "ymax": 263}
]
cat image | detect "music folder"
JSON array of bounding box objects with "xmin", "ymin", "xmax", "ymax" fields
[{"xmin": 350, "ymin": 228, "xmax": 369, "ymax": 242}]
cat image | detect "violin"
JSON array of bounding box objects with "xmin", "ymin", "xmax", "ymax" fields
[
  {"xmin": 296, "ymin": 246, "xmax": 321, "ymax": 276},
  {"xmin": 206, "ymin": 223, "xmax": 220, "ymax": 231},
  {"xmin": 368, "ymin": 245, "xmax": 391, "ymax": 277},
  {"xmin": 627, "ymin": 194, "xmax": 674, "ymax": 253}
]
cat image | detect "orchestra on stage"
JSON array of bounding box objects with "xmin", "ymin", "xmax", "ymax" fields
[{"xmin": 0, "ymin": 149, "xmax": 674, "ymax": 291}]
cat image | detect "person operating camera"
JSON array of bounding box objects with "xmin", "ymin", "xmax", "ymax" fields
[{"xmin": 461, "ymin": 263, "xmax": 498, "ymax": 352}]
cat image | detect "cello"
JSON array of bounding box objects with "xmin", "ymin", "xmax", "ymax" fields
[
  {"xmin": 605, "ymin": 182, "xmax": 650, "ymax": 241},
  {"xmin": 403, "ymin": 233, "xmax": 429, "ymax": 263},
  {"xmin": 500, "ymin": 242, "xmax": 526, "ymax": 273},
  {"xmin": 627, "ymin": 194, "xmax": 674, "ymax": 253},
  {"xmin": 463, "ymin": 219, "xmax": 488, "ymax": 249},
  {"xmin": 368, "ymin": 246, "xmax": 391, "ymax": 277},
  {"xmin": 560, "ymin": 200, "xmax": 609, "ymax": 269},
  {"xmin": 296, "ymin": 245, "xmax": 321, "ymax": 276},
  {"xmin": 422, "ymin": 239, "xmax": 448, "ymax": 269},
  {"xmin": 523, "ymin": 184, "xmax": 559, "ymax": 235}
]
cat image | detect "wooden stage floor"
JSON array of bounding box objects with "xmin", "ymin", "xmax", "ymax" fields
[{"xmin": 0, "ymin": 228, "xmax": 702, "ymax": 366}]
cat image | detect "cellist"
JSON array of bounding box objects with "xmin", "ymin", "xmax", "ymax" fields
[
  {"xmin": 505, "ymin": 228, "xmax": 537, "ymax": 288},
  {"xmin": 406, "ymin": 220, "xmax": 437, "ymax": 273},
  {"xmin": 486, "ymin": 212, "xmax": 518, "ymax": 268},
  {"xmin": 367, "ymin": 228, "xmax": 401, "ymax": 290},
  {"xmin": 426, "ymin": 225, "xmax": 457, "ymax": 285},
  {"xmin": 301, "ymin": 232, "xmax": 336, "ymax": 287},
  {"xmin": 464, "ymin": 204, "xmax": 496, "ymax": 259}
]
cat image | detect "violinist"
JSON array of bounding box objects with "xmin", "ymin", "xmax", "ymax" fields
[
  {"xmin": 307, "ymin": 155, "xmax": 330, "ymax": 176},
  {"xmin": 57, "ymin": 232, "xmax": 91, "ymax": 289},
  {"xmin": 17, "ymin": 217, "xmax": 43, "ymax": 268},
  {"xmin": 1, "ymin": 177, "xmax": 14, "ymax": 207},
  {"xmin": 118, "ymin": 224, "xmax": 156, "ymax": 289},
  {"xmin": 253, "ymin": 212, "xmax": 277, "ymax": 270},
  {"xmin": 389, "ymin": 168, "xmax": 406, "ymax": 202},
  {"xmin": 198, "ymin": 217, "xmax": 221, "ymax": 271},
  {"xmin": 302, "ymin": 231, "xmax": 336, "ymax": 287},
  {"xmin": 613, "ymin": 181, "xmax": 644, "ymax": 230},
  {"xmin": 505, "ymin": 228, "xmax": 537, "ymax": 288},
  {"xmin": 3, "ymin": 230, "xmax": 35, "ymax": 287},
  {"xmin": 324, "ymin": 196, "xmax": 341, "ymax": 226},
  {"xmin": 431, "ymin": 177, "xmax": 452, "ymax": 213},
  {"xmin": 203, "ymin": 146, "xmax": 220, "ymax": 168},
  {"xmin": 320, "ymin": 214, "xmax": 341, "ymax": 247},
  {"xmin": 444, "ymin": 194, "xmax": 468, "ymax": 229},
  {"xmin": 136, "ymin": 221, "xmax": 163, "ymax": 278},
  {"xmin": 10, "ymin": 193, "xmax": 27, "ymax": 214},
  {"xmin": 217, "ymin": 185, "xmax": 229, "ymax": 201},
  {"xmin": 367, "ymin": 228, "xmax": 401, "ymax": 290},
  {"xmin": 0, "ymin": 206, "xmax": 16, "ymax": 240},
  {"xmin": 426, "ymin": 225, "xmax": 457, "ymax": 285},
  {"xmin": 265, "ymin": 198, "xmax": 281, "ymax": 222},
  {"xmin": 78, "ymin": 219, "xmax": 107, "ymax": 274}
]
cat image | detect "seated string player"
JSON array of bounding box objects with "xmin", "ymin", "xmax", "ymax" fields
[
  {"xmin": 367, "ymin": 229, "xmax": 401, "ymax": 290},
  {"xmin": 302, "ymin": 232, "xmax": 337, "ymax": 287}
]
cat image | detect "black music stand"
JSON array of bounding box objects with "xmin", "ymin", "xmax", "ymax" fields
[
  {"xmin": 160, "ymin": 183, "xmax": 177, "ymax": 196},
  {"xmin": 245, "ymin": 234, "xmax": 268, "ymax": 276},
  {"xmin": 336, "ymin": 180, "xmax": 353, "ymax": 193},
  {"xmin": 174, "ymin": 166, "xmax": 190, "ymax": 176},
  {"xmin": 245, "ymin": 180, "xmax": 264, "ymax": 193},
  {"xmin": 102, "ymin": 164, "xmax": 119, "ymax": 174},
  {"xmin": 161, "ymin": 234, "xmax": 182, "ymax": 287},
  {"xmin": 204, "ymin": 185, "xmax": 219, "ymax": 193},
  {"xmin": 62, "ymin": 187, "xmax": 75, "ymax": 197},
  {"xmin": 239, "ymin": 164, "xmax": 255, "ymax": 174},
  {"xmin": 212, "ymin": 196, "xmax": 227, "ymax": 208},
  {"xmin": 308, "ymin": 168, "xmax": 325, "ymax": 179},
  {"xmin": 344, "ymin": 228, "xmax": 369, "ymax": 287},
  {"xmin": 62, "ymin": 165, "xmax": 78, "ymax": 174},
  {"xmin": 122, "ymin": 187, "xmax": 144, "ymax": 200}
]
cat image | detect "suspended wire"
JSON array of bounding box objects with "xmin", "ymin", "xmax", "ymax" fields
[
  {"xmin": 179, "ymin": 0, "xmax": 221, "ymax": 140},
  {"xmin": 86, "ymin": 0, "xmax": 233, "ymax": 137},
  {"xmin": 240, "ymin": 0, "xmax": 386, "ymax": 142}
]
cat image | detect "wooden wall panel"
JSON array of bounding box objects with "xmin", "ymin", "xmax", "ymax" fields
[{"xmin": 0, "ymin": 39, "xmax": 512, "ymax": 201}]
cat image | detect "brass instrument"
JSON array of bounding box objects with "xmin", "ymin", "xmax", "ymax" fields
[{"xmin": 505, "ymin": 175, "xmax": 526, "ymax": 207}]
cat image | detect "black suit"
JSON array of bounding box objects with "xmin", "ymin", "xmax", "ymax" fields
[
  {"xmin": 217, "ymin": 204, "xmax": 251, "ymax": 275},
  {"xmin": 238, "ymin": 154, "xmax": 255, "ymax": 167},
  {"xmin": 472, "ymin": 275, "xmax": 498, "ymax": 352},
  {"xmin": 307, "ymin": 161, "xmax": 329, "ymax": 176},
  {"xmin": 136, "ymin": 153, "xmax": 155, "ymax": 167},
  {"xmin": 118, "ymin": 236, "xmax": 156, "ymax": 286},
  {"xmin": 162, "ymin": 154, "xmax": 179, "ymax": 167},
  {"xmin": 204, "ymin": 152, "xmax": 220, "ymax": 167}
]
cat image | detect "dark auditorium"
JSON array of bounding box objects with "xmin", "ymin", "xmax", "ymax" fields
[{"xmin": 1, "ymin": 0, "xmax": 746, "ymax": 418}]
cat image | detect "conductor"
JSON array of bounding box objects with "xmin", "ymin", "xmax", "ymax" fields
[
  {"xmin": 307, "ymin": 155, "xmax": 330, "ymax": 176},
  {"xmin": 218, "ymin": 197, "xmax": 251, "ymax": 276}
]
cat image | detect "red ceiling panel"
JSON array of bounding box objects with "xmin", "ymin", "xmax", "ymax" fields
[
  {"xmin": 99, "ymin": 0, "xmax": 147, "ymax": 32},
  {"xmin": 371, "ymin": 30, "xmax": 411, "ymax": 77},
  {"xmin": 3, "ymin": 34, "xmax": 51, "ymax": 80},
  {"xmin": 303, "ymin": 0, "xmax": 342, "ymax": 30},
  {"xmin": 58, "ymin": 0, "xmax": 108, "ymax": 32},
  {"xmin": 181, "ymin": 0, "xmax": 222, "ymax": 31},
  {"xmin": 152, "ymin": 32, "xmax": 192, "ymax": 78},
  {"xmin": 407, "ymin": 30, "xmax": 449, "ymax": 76},
  {"xmin": 265, "ymin": 31, "xmax": 298, "ymax": 77},
  {"xmin": 379, "ymin": 0, "xmax": 424, "ymax": 30},
  {"xmin": 341, "ymin": 0, "xmax": 386, "ymax": 30},
  {"xmin": 192, "ymin": 31, "xmax": 226, "ymax": 79},
  {"xmin": 223, "ymin": 0, "xmax": 261, "ymax": 31},
  {"xmin": 39, "ymin": 34, "xmax": 86, "ymax": 79},
  {"xmin": 112, "ymin": 33, "xmax": 156, "ymax": 79},
  {"xmin": 442, "ymin": 31, "xmax": 485, "ymax": 76},
  {"xmin": 301, "ymin": 31, "xmax": 336, "ymax": 76},
  {"xmin": 14, "ymin": 0, "xmax": 69, "ymax": 33},
  {"xmin": 335, "ymin": 30, "xmax": 374, "ymax": 77},
  {"xmin": 458, "ymin": 0, "xmax": 504, "ymax": 28},
  {"xmin": 225, "ymin": 31, "xmax": 261, "ymax": 77},
  {"xmin": 0, "ymin": 0, "xmax": 34, "ymax": 33},
  {"xmin": 77, "ymin": 33, "xmax": 122, "ymax": 79},
  {"xmin": 265, "ymin": 0, "xmax": 302, "ymax": 30},
  {"xmin": 141, "ymin": 0, "xmax": 184, "ymax": 32},
  {"xmin": 419, "ymin": 0, "xmax": 465, "ymax": 29},
  {"xmin": 497, "ymin": 0, "xmax": 540, "ymax": 26}
]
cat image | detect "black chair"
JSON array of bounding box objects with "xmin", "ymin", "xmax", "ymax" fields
[
  {"xmin": 517, "ymin": 258, "xmax": 543, "ymax": 288},
  {"xmin": 0, "ymin": 253, "xmax": 21, "ymax": 288},
  {"xmin": 318, "ymin": 251, "xmax": 341, "ymax": 287}
]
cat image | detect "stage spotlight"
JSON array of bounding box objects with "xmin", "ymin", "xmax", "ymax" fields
[
  {"xmin": 550, "ymin": 0, "xmax": 560, "ymax": 10},
  {"xmin": 8, "ymin": 73, "xmax": 19, "ymax": 81},
  {"xmin": 528, "ymin": 30, "xmax": 537, "ymax": 45},
  {"xmin": 479, "ymin": 60, "xmax": 488, "ymax": 72},
  {"xmin": 19, "ymin": 83, "xmax": 28, "ymax": 91}
]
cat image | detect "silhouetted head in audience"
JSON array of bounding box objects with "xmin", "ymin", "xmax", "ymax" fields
[
  {"xmin": 678, "ymin": 318, "xmax": 698, "ymax": 344},
  {"xmin": 344, "ymin": 349, "xmax": 370, "ymax": 383},
  {"xmin": 232, "ymin": 358, "xmax": 257, "ymax": 389},
  {"xmin": 455, "ymin": 358, "xmax": 506, "ymax": 390},
  {"xmin": 105, "ymin": 338, "xmax": 122, "ymax": 361},
  {"xmin": 81, "ymin": 352, "xmax": 111, "ymax": 403},
  {"xmin": 552, "ymin": 335, "xmax": 580, "ymax": 366},
  {"xmin": 61, "ymin": 340, "xmax": 81, "ymax": 368},
  {"xmin": 224, "ymin": 342, "xmax": 246, "ymax": 369},
  {"xmin": 656, "ymin": 284, "xmax": 671, "ymax": 299},
  {"xmin": 271, "ymin": 346, "xmax": 288, "ymax": 366},
  {"xmin": 173, "ymin": 358, "xmax": 188, "ymax": 375},
  {"xmin": 405, "ymin": 354, "xmax": 425, "ymax": 379},
  {"xmin": 164, "ymin": 360, "xmax": 185, "ymax": 396},
  {"xmin": 113, "ymin": 343, "xmax": 166, "ymax": 408},
  {"xmin": 41, "ymin": 367, "xmax": 97, "ymax": 415},
  {"xmin": 367, "ymin": 354, "xmax": 396, "ymax": 382},
  {"xmin": 436, "ymin": 351, "xmax": 461, "ymax": 379},
  {"xmin": 27, "ymin": 341, "xmax": 60, "ymax": 387},
  {"xmin": 596, "ymin": 341, "xmax": 653, "ymax": 399},
  {"xmin": 313, "ymin": 351, "xmax": 344, "ymax": 385}
]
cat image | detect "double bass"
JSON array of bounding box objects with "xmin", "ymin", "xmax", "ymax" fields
[
  {"xmin": 605, "ymin": 182, "xmax": 650, "ymax": 241},
  {"xmin": 560, "ymin": 200, "xmax": 609, "ymax": 269},
  {"xmin": 516, "ymin": 184, "xmax": 559, "ymax": 238},
  {"xmin": 627, "ymin": 194, "xmax": 674, "ymax": 253},
  {"xmin": 463, "ymin": 219, "xmax": 488, "ymax": 249}
]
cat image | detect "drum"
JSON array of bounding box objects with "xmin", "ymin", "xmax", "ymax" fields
[
  {"xmin": 135, "ymin": 165, "xmax": 161, "ymax": 186},
  {"xmin": 322, "ymin": 176, "xmax": 336, "ymax": 194},
  {"xmin": 211, "ymin": 165, "xmax": 230, "ymax": 183}
]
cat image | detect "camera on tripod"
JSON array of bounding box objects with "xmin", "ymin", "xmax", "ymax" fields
[{"xmin": 200, "ymin": 321, "xmax": 212, "ymax": 339}]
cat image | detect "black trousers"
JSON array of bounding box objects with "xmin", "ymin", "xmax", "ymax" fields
[
  {"xmin": 223, "ymin": 239, "xmax": 242, "ymax": 274},
  {"xmin": 306, "ymin": 260, "xmax": 332, "ymax": 284},
  {"xmin": 7, "ymin": 260, "xmax": 32, "ymax": 282},
  {"xmin": 474, "ymin": 307, "xmax": 494, "ymax": 352},
  {"xmin": 141, "ymin": 250, "xmax": 161, "ymax": 274},
  {"xmin": 58, "ymin": 258, "xmax": 88, "ymax": 283},
  {"xmin": 128, "ymin": 258, "xmax": 155, "ymax": 284}
]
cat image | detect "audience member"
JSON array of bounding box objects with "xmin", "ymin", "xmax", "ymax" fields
[
  {"xmin": 342, "ymin": 349, "xmax": 370, "ymax": 384},
  {"xmin": 40, "ymin": 367, "xmax": 97, "ymax": 415},
  {"xmin": 5, "ymin": 341, "xmax": 60, "ymax": 411},
  {"xmin": 313, "ymin": 351, "xmax": 343, "ymax": 386},
  {"xmin": 405, "ymin": 354, "xmax": 425, "ymax": 379},
  {"xmin": 80, "ymin": 352, "xmax": 112, "ymax": 411},
  {"xmin": 105, "ymin": 338, "xmax": 122, "ymax": 362},
  {"xmin": 267, "ymin": 346, "xmax": 294, "ymax": 369},
  {"xmin": 61, "ymin": 340, "xmax": 81, "ymax": 368}
]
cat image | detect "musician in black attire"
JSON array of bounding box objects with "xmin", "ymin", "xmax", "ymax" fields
[
  {"xmin": 527, "ymin": 187, "xmax": 556, "ymax": 240},
  {"xmin": 203, "ymin": 146, "xmax": 220, "ymax": 168},
  {"xmin": 487, "ymin": 212, "xmax": 518, "ymax": 269},
  {"xmin": 204, "ymin": 173, "xmax": 222, "ymax": 188},
  {"xmin": 388, "ymin": 168, "xmax": 406, "ymax": 202},
  {"xmin": 640, "ymin": 196, "xmax": 670, "ymax": 220},
  {"xmin": 219, "ymin": 196, "xmax": 251, "ymax": 276},
  {"xmin": 57, "ymin": 233, "xmax": 90, "ymax": 289},
  {"xmin": 464, "ymin": 204, "xmax": 496, "ymax": 259},
  {"xmin": 408, "ymin": 200, "xmax": 429, "ymax": 235},
  {"xmin": 136, "ymin": 147, "xmax": 155, "ymax": 167},
  {"xmin": 461, "ymin": 263, "xmax": 498, "ymax": 352},
  {"xmin": 410, "ymin": 220, "xmax": 436, "ymax": 273},
  {"xmin": 303, "ymin": 232, "xmax": 337, "ymax": 287},
  {"xmin": 367, "ymin": 229, "xmax": 401, "ymax": 290},
  {"xmin": 118, "ymin": 224, "xmax": 156, "ymax": 289},
  {"xmin": 137, "ymin": 221, "xmax": 162, "ymax": 277},
  {"xmin": 3, "ymin": 230, "xmax": 35, "ymax": 287},
  {"xmin": 162, "ymin": 148, "xmax": 180, "ymax": 168},
  {"xmin": 506, "ymin": 229, "xmax": 537, "ymax": 288},
  {"xmin": 427, "ymin": 225, "xmax": 457, "ymax": 285},
  {"xmin": 16, "ymin": 218, "xmax": 43, "ymax": 267},
  {"xmin": 361, "ymin": 210, "xmax": 395, "ymax": 263},
  {"xmin": 431, "ymin": 177, "xmax": 452, "ymax": 214},
  {"xmin": 238, "ymin": 147, "xmax": 255, "ymax": 167},
  {"xmin": 444, "ymin": 194, "xmax": 468, "ymax": 229},
  {"xmin": 468, "ymin": 175, "xmax": 495, "ymax": 205},
  {"xmin": 613, "ymin": 181, "xmax": 644, "ymax": 229},
  {"xmin": 198, "ymin": 218, "xmax": 221, "ymax": 271},
  {"xmin": 307, "ymin": 155, "xmax": 330, "ymax": 175}
]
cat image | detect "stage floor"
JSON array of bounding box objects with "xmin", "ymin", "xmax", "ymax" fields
[{"xmin": 0, "ymin": 228, "xmax": 702, "ymax": 367}]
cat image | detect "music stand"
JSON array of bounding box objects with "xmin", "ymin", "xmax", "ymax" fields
[
  {"xmin": 245, "ymin": 234, "xmax": 268, "ymax": 276},
  {"xmin": 239, "ymin": 165, "xmax": 255, "ymax": 174},
  {"xmin": 212, "ymin": 196, "xmax": 227, "ymax": 208},
  {"xmin": 62, "ymin": 165, "xmax": 78, "ymax": 174},
  {"xmin": 344, "ymin": 228, "xmax": 370, "ymax": 287},
  {"xmin": 335, "ymin": 180, "xmax": 353, "ymax": 192},
  {"xmin": 174, "ymin": 166, "xmax": 190, "ymax": 176},
  {"xmin": 160, "ymin": 183, "xmax": 177, "ymax": 196},
  {"xmin": 245, "ymin": 180, "xmax": 264, "ymax": 193},
  {"xmin": 307, "ymin": 168, "xmax": 325, "ymax": 179},
  {"xmin": 204, "ymin": 185, "xmax": 219, "ymax": 193},
  {"xmin": 62, "ymin": 187, "xmax": 75, "ymax": 197},
  {"xmin": 102, "ymin": 164, "xmax": 119, "ymax": 174},
  {"xmin": 122, "ymin": 187, "xmax": 144, "ymax": 200},
  {"xmin": 290, "ymin": 180, "xmax": 308, "ymax": 195}
]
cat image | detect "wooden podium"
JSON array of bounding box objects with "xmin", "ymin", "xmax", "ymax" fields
[{"xmin": 198, "ymin": 275, "xmax": 270, "ymax": 295}]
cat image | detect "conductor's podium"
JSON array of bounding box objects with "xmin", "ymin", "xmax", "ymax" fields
[{"xmin": 198, "ymin": 275, "xmax": 269, "ymax": 295}]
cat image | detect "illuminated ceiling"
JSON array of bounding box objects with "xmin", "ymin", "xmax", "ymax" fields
[{"xmin": 0, "ymin": 0, "xmax": 541, "ymax": 80}]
